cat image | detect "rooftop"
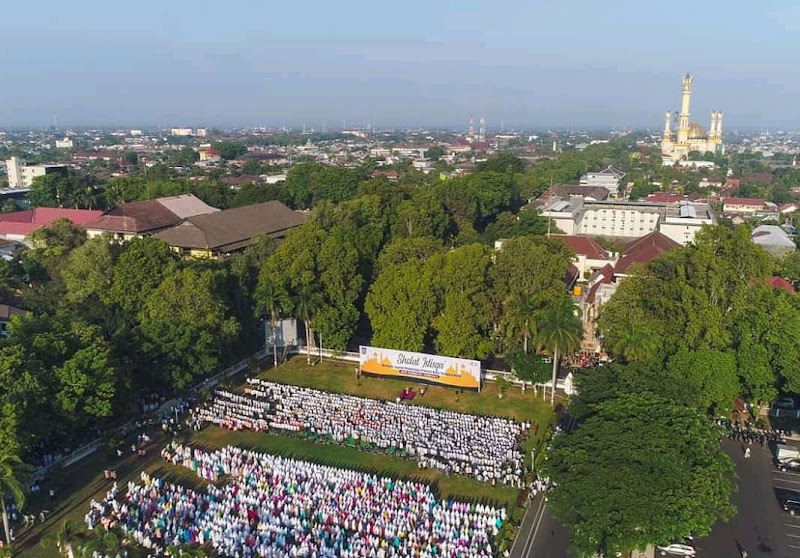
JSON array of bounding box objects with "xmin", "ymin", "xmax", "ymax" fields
[{"xmin": 615, "ymin": 231, "xmax": 680, "ymax": 275}]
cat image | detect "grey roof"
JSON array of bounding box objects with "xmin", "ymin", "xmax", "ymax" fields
[
  {"xmin": 155, "ymin": 201, "xmax": 307, "ymax": 254},
  {"xmin": 156, "ymin": 194, "xmax": 219, "ymax": 219}
]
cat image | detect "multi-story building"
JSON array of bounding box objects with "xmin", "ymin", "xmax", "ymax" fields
[
  {"xmin": 5, "ymin": 157, "xmax": 67, "ymax": 188},
  {"xmin": 55, "ymin": 137, "xmax": 74, "ymax": 149},
  {"xmin": 580, "ymin": 165, "xmax": 625, "ymax": 197},
  {"xmin": 541, "ymin": 197, "xmax": 715, "ymax": 245}
]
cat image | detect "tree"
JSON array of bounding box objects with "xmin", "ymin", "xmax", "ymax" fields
[
  {"xmin": 108, "ymin": 237, "xmax": 177, "ymax": 315},
  {"xmin": 0, "ymin": 200, "xmax": 16, "ymax": 213},
  {"xmin": 502, "ymin": 294, "xmax": 542, "ymax": 354},
  {"xmin": 139, "ymin": 268, "xmax": 240, "ymax": 388},
  {"xmin": 535, "ymin": 295, "xmax": 582, "ymax": 405},
  {"xmin": 424, "ymin": 146, "xmax": 445, "ymax": 161},
  {"xmin": 545, "ymin": 393, "xmax": 736, "ymax": 557},
  {"xmin": 47, "ymin": 519, "xmax": 87, "ymax": 558},
  {"xmin": 666, "ymin": 349, "xmax": 739, "ymax": 414},
  {"xmin": 477, "ymin": 152, "xmax": 526, "ymax": 174},
  {"xmin": 214, "ymin": 141, "xmax": 248, "ymax": 161},
  {"xmin": 60, "ymin": 236, "xmax": 117, "ymax": 306},
  {"xmin": 366, "ymin": 259, "xmax": 437, "ymax": 352},
  {"xmin": 255, "ymin": 276, "xmax": 291, "ymax": 368},
  {"xmin": 0, "ymin": 449, "xmax": 30, "ymax": 546},
  {"xmin": 293, "ymin": 282, "xmax": 324, "ymax": 364}
]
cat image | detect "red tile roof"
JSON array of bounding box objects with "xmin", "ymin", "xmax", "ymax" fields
[
  {"xmin": 646, "ymin": 193, "xmax": 685, "ymax": 203},
  {"xmin": 615, "ymin": 231, "xmax": 679, "ymax": 275},
  {"xmin": 555, "ymin": 235, "xmax": 610, "ymax": 260},
  {"xmin": 586, "ymin": 264, "xmax": 615, "ymax": 303},
  {"xmin": 722, "ymin": 197, "xmax": 766, "ymax": 207},
  {"xmin": 83, "ymin": 200, "xmax": 181, "ymax": 233},
  {"xmin": 0, "ymin": 208, "xmax": 103, "ymax": 237}
]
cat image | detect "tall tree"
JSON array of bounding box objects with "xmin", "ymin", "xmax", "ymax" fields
[
  {"xmin": 535, "ymin": 295, "xmax": 583, "ymax": 405},
  {"xmin": 0, "ymin": 449, "xmax": 30, "ymax": 546},
  {"xmin": 546, "ymin": 393, "xmax": 736, "ymax": 557},
  {"xmin": 293, "ymin": 282, "xmax": 324, "ymax": 364},
  {"xmin": 139, "ymin": 268, "xmax": 240, "ymax": 388},
  {"xmin": 255, "ymin": 276, "xmax": 291, "ymax": 368}
]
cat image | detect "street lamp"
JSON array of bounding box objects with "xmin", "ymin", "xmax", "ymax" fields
[{"xmin": 531, "ymin": 448, "xmax": 536, "ymax": 475}]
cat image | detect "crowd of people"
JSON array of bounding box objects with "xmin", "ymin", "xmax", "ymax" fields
[
  {"xmin": 86, "ymin": 443, "xmax": 506, "ymax": 557},
  {"xmin": 191, "ymin": 379, "xmax": 528, "ymax": 485}
]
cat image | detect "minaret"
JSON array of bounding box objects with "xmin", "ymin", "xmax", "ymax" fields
[
  {"xmin": 676, "ymin": 73, "xmax": 693, "ymax": 144},
  {"xmin": 715, "ymin": 111, "xmax": 724, "ymax": 147},
  {"xmin": 708, "ymin": 111, "xmax": 717, "ymax": 141},
  {"xmin": 663, "ymin": 111, "xmax": 673, "ymax": 141},
  {"xmin": 479, "ymin": 117, "xmax": 486, "ymax": 142},
  {"xmin": 468, "ymin": 117, "xmax": 474, "ymax": 140}
]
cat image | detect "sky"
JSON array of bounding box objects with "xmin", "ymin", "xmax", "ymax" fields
[{"xmin": 2, "ymin": 0, "xmax": 799, "ymax": 130}]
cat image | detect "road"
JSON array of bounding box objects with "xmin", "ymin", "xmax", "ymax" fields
[
  {"xmin": 699, "ymin": 438, "xmax": 800, "ymax": 557},
  {"xmin": 512, "ymin": 438, "xmax": 800, "ymax": 557}
]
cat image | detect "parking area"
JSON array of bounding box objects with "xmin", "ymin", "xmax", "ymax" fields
[{"xmin": 700, "ymin": 438, "xmax": 800, "ymax": 556}]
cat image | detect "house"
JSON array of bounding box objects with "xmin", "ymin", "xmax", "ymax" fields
[
  {"xmin": 722, "ymin": 197, "xmax": 767, "ymax": 214},
  {"xmin": 83, "ymin": 194, "xmax": 218, "ymax": 241},
  {"xmin": 645, "ymin": 193, "xmax": 686, "ymax": 203},
  {"xmin": 553, "ymin": 235, "xmax": 616, "ymax": 280},
  {"xmin": 751, "ymin": 225, "xmax": 796, "ymax": 257},
  {"xmin": 779, "ymin": 203, "xmax": 798, "ymax": 215},
  {"xmin": 741, "ymin": 172, "xmax": 773, "ymax": 185},
  {"xmin": 154, "ymin": 200, "xmax": 307, "ymax": 258},
  {"xmin": 198, "ymin": 147, "xmax": 221, "ymax": 163},
  {"xmin": 580, "ymin": 166, "xmax": 625, "ymax": 196},
  {"xmin": 0, "ymin": 208, "xmax": 104, "ymax": 242},
  {"xmin": 614, "ymin": 231, "xmax": 680, "ymax": 277},
  {"xmin": 0, "ymin": 303, "xmax": 26, "ymax": 338}
]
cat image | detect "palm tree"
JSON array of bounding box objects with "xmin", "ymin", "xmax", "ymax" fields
[
  {"xmin": 45, "ymin": 519, "xmax": 86, "ymax": 558},
  {"xmin": 0, "ymin": 450, "xmax": 31, "ymax": 547},
  {"xmin": 79, "ymin": 524, "xmax": 121, "ymax": 558},
  {"xmin": 535, "ymin": 296, "xmax": 583, "ymax": 406},
  {"xmin": 255, "ymin": 278, "xmax": 292, "ymax": 369},
  {"xmin": 293, "ymin": 283, "xmax": 324, "ymax": 364},
  {"xmin": 503, "ymin": 294, "xmax": 542, "ymax": 354},
  {"xmin": 603, "ymin": 321, "xmax": 660, "ymax": 363}
]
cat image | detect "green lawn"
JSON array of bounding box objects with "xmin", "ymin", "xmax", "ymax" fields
[
  {"xmin": 254, "ymin": 356, "xmax": 555, "ymax": 468},
  {"xmin": 18, "ymin": 355, "xmax": 554, "ymax": 556}
]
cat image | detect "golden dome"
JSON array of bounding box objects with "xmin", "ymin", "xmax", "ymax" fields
[{"xmin": 688, "ymin": 122, "xmax": 706, "ymax": 139}]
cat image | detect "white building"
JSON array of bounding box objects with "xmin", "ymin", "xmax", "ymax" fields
[
  {"xmin": 541, "ymin": 198, "xmax": 715, "ymax": 245},
  {"xmin": 55, "ymin": 137, "xmax": 74, "ymax": 149},
  {"xmin": 171, "ymin": 127, "xmax": 194, "ymax": 137},
  {"xmin": 5, "ymin": 157, "xmax": 67, "ymax": 188},
  {"xmin": 580, "ymin": 165, "xmax": 625, "ymax": 196}
]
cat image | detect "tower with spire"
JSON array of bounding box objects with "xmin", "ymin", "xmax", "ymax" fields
[{"xmin": 661, "ymin": 74, "xmax": 724, "ymax": 162}]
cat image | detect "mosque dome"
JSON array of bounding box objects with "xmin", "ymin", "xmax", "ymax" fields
[{"xmin": 688, "ymin": 122, "xmax": 706, "ymax": 139}]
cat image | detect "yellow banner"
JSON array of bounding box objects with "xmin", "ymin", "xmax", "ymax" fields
[{"xmin": 359, "ymin": 346, "xmax": 481, "ymax": 390}]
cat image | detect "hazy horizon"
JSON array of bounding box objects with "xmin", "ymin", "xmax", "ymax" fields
[{"xmin": 3, "ymin": 0, "xmax": 799, "ymax": 130}]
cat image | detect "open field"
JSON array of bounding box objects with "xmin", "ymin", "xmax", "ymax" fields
[{"xmin": 18, "ymin": 355, "xmax": 553, "ymax": 557}]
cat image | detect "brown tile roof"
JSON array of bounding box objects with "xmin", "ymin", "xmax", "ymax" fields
[
  {"xmin": 554, "ymin": 235, "xmax": 610, "ymax": 260},
  {"xmin": 537, "ymin": 185, "xmax": 610, "ymax": 202},
  {"xmin": 83, "ymin": 195, "xmax": 217, "ymax": 234},
  {"xmin": 741, "ymin": 172, "xmax": 773, "ymax": 184},
  {"xmin": 615, "ymin": 232, "xmax": 679, "ymax": 275},
  {"xmin": 155, "ymin": 201, "xmax": 307, "ymax": 254},
  {"xmin": 0, "ymin": 303, "xmax": 26, "ymax": 321}
]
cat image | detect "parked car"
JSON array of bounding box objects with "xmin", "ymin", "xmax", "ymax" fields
[
  {"xmin": 657, "ymin": 543, "xmax": 696, "ymax": 556},
  {"xmin": 777, "ymin": 396, "xmax": 796, "ymax": 410},
  {"xmin": 780, "ymin": 459, "xmax": 800, "ymax": 472},
  {"xmin": 783, "ymin": 499, "xmax": 800, "ymax": 515}
]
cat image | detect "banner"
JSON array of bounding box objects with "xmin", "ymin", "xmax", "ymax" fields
[{"xmin": 359, "ymin": 346, "xmax": 481, "ymax": 391}]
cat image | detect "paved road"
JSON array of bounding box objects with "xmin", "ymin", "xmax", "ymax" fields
[
  {"xmin": 511, "ymin": 494, "xmax": 572, "ymax": 558},
  {"xmin": 699, "ymin": 438, "xmax": 799, "ymax": 557},
  {"xmin": 512, "ymin": 438, "xmax": 800, "ymax": 557}
]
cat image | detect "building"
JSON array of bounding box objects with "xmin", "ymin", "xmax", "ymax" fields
[
  {"xmin": 55, "ymin": 138, "xmax": 74, "ymax": 149},
  {"xmin": 170, "ymin": 127, "xmax": 194, "ymax": 137},
  {"xmin": 722, "ymin": 197, "xmax": 767, "ymax": 214},
  {"xmin": 534, "ymin": 185, "xmax": 610, "ymax": 205},
  {"xmin": 0, "ymin": 303, "xmax": 26, "ymax": 338},
  {"xmin": 198, "ymin": 147, "xmax": 221, "ymax": 162},
  {"xmin": 5, "ymin": 157, "xmax": 67, "ymax": 188},
  {"xmin": 0, "ymin": 208, "xmax": 103, "ymax": 242},
  {"xmin": 154, "ymin": 200, "xmax": 307, "ymax": 258},
  {"xmin": 84, "ymin": 194, "xmax": 218, "ymax": 241},
  {"xmin": 580, "ymin": 166, "xmax": 625, "ymax": 197},
  {"xmin": 553, "ymin": 235, "xmax": 616, "ymax": 281},
  {"xmin": 540, "ymin": 197, "xmax": 715, "ymax": 245},
  {"xmin": 661, "ymin": 74, "xmax": 724, "ymax": 161},
  {"xmin": 751, "ymin": 225, "xmax": 796, "ymax": 257}
]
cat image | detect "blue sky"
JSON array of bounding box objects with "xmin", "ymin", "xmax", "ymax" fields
[{"xmin": 2, "ymin": 0, "xmax": 798, "ymax": 129}]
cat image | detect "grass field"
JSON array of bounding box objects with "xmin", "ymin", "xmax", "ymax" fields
[{"xmin": 17, "ymin": 355, "xmax": 554, "ymax": 557}]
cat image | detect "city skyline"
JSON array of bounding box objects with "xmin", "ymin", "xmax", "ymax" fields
[{"xmin": 2, "ymin": 0, "xmax": 800, "ymax": 128}]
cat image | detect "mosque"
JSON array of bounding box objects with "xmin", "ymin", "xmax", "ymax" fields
[{"xmin": 661, "ymin": 74, "xmax": 724, "ymax": 161}]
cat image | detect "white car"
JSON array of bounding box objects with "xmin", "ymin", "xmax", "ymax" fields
[{"xmin": 657, "ymin": 544, "xmax": 696, "ymax": 556}]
